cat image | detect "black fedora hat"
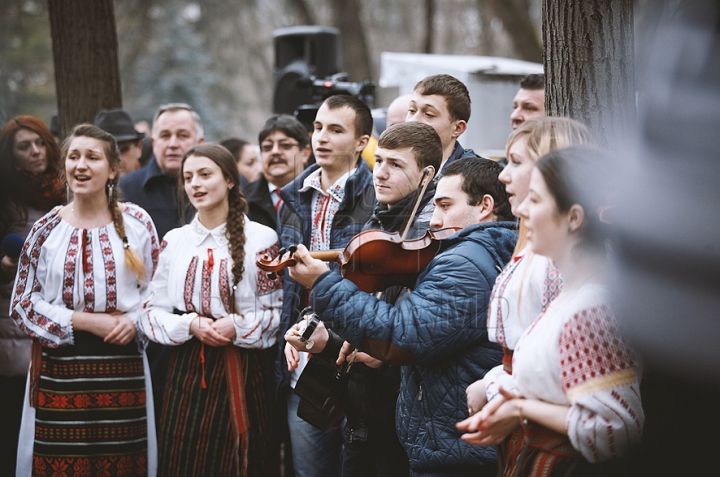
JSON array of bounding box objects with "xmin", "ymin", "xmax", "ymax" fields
[{"xmin": 94, "ymin": 109, "xmax": 145, "ymax": 142}]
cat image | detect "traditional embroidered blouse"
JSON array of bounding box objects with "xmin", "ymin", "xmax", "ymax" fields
[
  {"xmin": 511, "ymin": 283, "xmax": 643, "ymax": 462},
  {"xmin": 140, "ymin": 216, "xmax": 282, "ymax": 349},
  {"xmin": 484, "ymin": 249, "xmax": 562, "ymax": 400},
  {"xmin": 10, "ymin": 204, "xmax": 159, "ymax": 348}
]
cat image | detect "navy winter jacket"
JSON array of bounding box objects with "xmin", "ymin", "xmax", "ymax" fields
[
  {"xmin": 275, "ymin": 160, "xmax": 376, "ymax": 387},
  {"xmin": 309, "ymin": 222, "xmax": 517, "ymax": 474}
]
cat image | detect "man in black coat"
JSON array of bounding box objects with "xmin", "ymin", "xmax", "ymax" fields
[{"xmin": 243, "ymin": 115, "xmax": 311, "ymax": 230}]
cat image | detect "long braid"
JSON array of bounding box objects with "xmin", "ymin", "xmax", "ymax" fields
[
  {"xmin": 226, "ymin": 187, "xmax": 248, "ymax": 296},
  {"xmin": 108, "ymin": 183, "xmax": 147, "ymax": 284}
]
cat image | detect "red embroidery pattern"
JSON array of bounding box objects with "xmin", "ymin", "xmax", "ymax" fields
[
  {"xmin": 559, "ymin": 305, "xmax": 636, "ymax": 392},
  {"xmin": 32, "ymin": 454, "xmax": 147, "ymax": 477},
  {"xmin": 184, "ymin": 256, "xmax": 199, "ymax": 313},
  {"xmin": 542, "ymin": 261, "xmax": 563, "ymax": 310},
  {"xmin": 256, "ymin": 242, "xmax": 282, "ymax": 295},
  {"xmin": 41, "ymin": 358, "xmax": 145, "ymax": 377},
  {"xmin": 488, "ymin": 255, "xmax": 522, "ymax": 347},
  {"xmin": 11, "ymin": 212, "xmax": 68, "ymax": 343},
  {"xmin": 81, "ymin": 229, "xmax": 95, "ymax": 311},
  {"xmin": 99, "ymin": 228, "xmax": 117, "ymax": 312},
  {"xmin": 37, "ymin": 390, "xmax": 146, "ymax": 410},
  {"xmin": 160, "ymin": 239, "xmax": 168, "ymax": 253},
  {"xmin": 124, "ymin": 202, "xmax": 161, "ymax": 276},
  {"xmin": 63, "ymin": 231, "xmax": 80, "ymax": 308},
  {"xmin": 219, "ymin": 258, "xmax": 230, "ymax": 313},
  {"xmin": 201, "ymin": 251, "xmax": 213, "ymax": 317}
]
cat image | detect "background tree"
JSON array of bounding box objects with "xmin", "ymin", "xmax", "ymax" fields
[
  {"xmin": 48, "ymin": 0, "xmax": 122, "ymax": 137},
  {"xmin": 542, "ymin": 0, "xmax": 635, "ymax": 149}
]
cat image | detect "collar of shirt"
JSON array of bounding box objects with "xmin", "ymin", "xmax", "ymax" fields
[
  {"xmin": 140, "ymin": 156, "xmax": 172, "ymax": 188},
  {"xmin": 189, "ymin": 215, "xmax": 229, "ymax": 247},
  {"xmin": 299, "ymin": 167, "xmax": 357, "ymax": 202}
]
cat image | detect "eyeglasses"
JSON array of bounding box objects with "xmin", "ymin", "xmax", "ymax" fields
[{"xmin": 260, "ymin": 141, "xmax": 300, "ymax": 153}]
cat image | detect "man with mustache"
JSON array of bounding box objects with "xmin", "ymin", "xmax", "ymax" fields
[{"xmin": 243, "ymin": 115, "xmax": 312, "ymax": 230}]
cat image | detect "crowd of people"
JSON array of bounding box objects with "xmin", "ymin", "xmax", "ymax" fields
[{"xmin": 0, "ymin": 72, "xmax": 645, "ymax": 477}]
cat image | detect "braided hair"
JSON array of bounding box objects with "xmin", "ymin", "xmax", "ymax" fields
[
  {"xmin": 180, "ymin": 143, "xmax": 248, "ymax": 293},
  {"xmin": 60, "ymin": 124, "xmax": 146, "ymax": 283}
]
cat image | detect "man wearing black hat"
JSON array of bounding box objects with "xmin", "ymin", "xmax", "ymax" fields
[{"xmin": 95, "ymin": 109, "xmax": 145, "ymax": 177}]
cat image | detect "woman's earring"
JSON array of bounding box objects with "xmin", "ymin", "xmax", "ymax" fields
[{"xmin": 107, "ymin": 182, "xmax": 114, "ymax": 201}]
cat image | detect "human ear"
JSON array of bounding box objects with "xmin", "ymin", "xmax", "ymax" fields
[
  {"xmin": 567, "ymin": 204, "xmax": 585, "ymax": 233},
  {"xmin": 301, "ymin": 144, "xmax": 312, "ymax": 165},
  {"xmin": 355, "ymin": 135, "xmax": 370, "ymax": 152},
  {"xmin": 477, "ymin": 194, "xmax": 496, "ymax": 222},
  {"xmin": 452, "ymin": 120, "xmax": 467, "ymax": 139},
  {"xmin": 421, "ymin": 166, "xmax": 436, "ymax": 185}
]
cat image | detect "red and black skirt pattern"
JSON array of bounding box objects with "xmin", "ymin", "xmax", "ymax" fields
[
  {"xmin": 33, "ymin": 331, "xmax": 148, "ymax": 476},
  {"xmin": 157, "ymin": 339, "xmax": 271, "ymax": 477}
]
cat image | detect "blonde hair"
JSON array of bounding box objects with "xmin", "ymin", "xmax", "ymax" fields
[{"xmin": 507, "ymin": 117, "xmax": 596, "ymax": 256}]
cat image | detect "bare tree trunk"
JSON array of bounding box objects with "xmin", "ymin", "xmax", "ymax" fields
[
  {"xmin": 290, "ymin": 0, "xmax": 315, "ymax": 25},
  {"xmin": 48, "ymin": 0, "xmax": 122, "ymax": 138},
  {"xmin": 333, "ymin": 0, "xmax": 372, "ymax": 80},
  {"xmin": 423, "ymin": 0, "xmax": 435, "ymax": 53},
  {"xmin": 543, "ymin": 0, "xmax": 635, "ymax": 149},
  {"xmin": 486, "ymin": 0, "xmax": 542, "ymax": 62}
]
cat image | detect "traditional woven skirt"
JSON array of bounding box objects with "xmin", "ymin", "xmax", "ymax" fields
[
  {"xmin": 498, "ymin": 423, "xmax": 628, "ymax": 477},
  {"xmin": 157, "ymin": 339, "xmax": 271, "ymax": 477},
  {"xmin": 33, "ymin": 331, "xmax": 148, "ymax": 476}
]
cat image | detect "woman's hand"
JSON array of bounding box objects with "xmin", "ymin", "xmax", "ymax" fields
[
  {"xmin": 104, "ymin": 314, "xmax": 137, "ymax": 345},
  {"xmin": 72, "ymin": 311, "xmax": 136, "ymax": 345},
  {"xmin": 212, "ymin": 316, "xmax": 237, "ymax": 341},
  {"xmin": 190, "ymin": 316, "xmax": 232, "ymax": 347},
  {"xmin": 466, "ymin": 378, "xmax": 488, "ymax": 417},
  {"xmin": 337, "ymin": 341, "xmax": 381, "ymax": 368},
  {"xmin": 287, "ymin": 244, "xmax": 330, "ymax": 288},
  {"xmin": 284, "ymin": 341, "xmax": 301, "ymax": 372},
  {"xmin": 457, "ymin": 386, "xmax": 523, "ymax": 446},
  {"xmin": 284, "ymin": 319, "xmax": 329, "ymax": 353}
]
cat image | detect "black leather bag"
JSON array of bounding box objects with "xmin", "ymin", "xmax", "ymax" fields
[{"xmin": 294, "ymin": 355, "xmax": 349, "ymax": 433}]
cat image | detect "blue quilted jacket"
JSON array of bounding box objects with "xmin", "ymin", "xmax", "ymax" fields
[
  {"xmin": 275, "ymin": 160, "xmax": 376, "ymax": 387},
  {"xmin": 309, "ymin": 222, "xmax": 517, "ymax": 474}
]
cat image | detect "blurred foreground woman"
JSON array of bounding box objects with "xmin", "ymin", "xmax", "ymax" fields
[{"xmin": 459, "ymin": 146, "xmax": 643, "ymax": 476}]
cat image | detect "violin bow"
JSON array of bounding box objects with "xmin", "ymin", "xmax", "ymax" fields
[{"xmin": 399, "ymin": 166, "xmax": 434, "ymax": 241}]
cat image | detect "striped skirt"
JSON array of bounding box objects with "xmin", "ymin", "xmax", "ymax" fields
[
  {"xmin": 157, "ymin": 339, "xmax": 271, "ymax": 477},
  {"xmin": 33, "ymin": 331, "xmax": 148, "ymax": 476}
]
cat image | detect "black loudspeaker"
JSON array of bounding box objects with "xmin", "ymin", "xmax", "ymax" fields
[{"xmin": 273, "ymin": 26, "xmax": 341, "ymax": 115}]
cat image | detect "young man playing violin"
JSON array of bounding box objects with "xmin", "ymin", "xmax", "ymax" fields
[
  {"xmin": 284, "ymin": 121, "xmax": 442, "ymax": 477},
  {"xmin": 286, "ymin": 157, "xmax": 517, "ymax": 477},
  {"xmin": 277, "ymin": 94, "xmax": 375, "ymax": 477}
]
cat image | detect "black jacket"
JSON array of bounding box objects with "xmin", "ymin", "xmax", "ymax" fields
[{"xmin": 243, "ymin": 176, "xmax": 278, "ymax": 231}]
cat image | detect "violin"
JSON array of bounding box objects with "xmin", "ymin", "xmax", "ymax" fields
[{"xmin": 257, "ymin": 226, "xmax": 460, "ymax": 293}]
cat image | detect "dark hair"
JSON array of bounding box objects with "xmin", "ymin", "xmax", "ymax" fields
[
  {"xmin": 0, "ymin": 116, "xmax": 64, "ymax": 225},
  {"xmin": 181, "ymin": 143, "xmax": 249, "ymax": 290},
  {"xmin": 323, "ymin": 95, "xmax": 373, "ymax": 138},
  {"xmin": 438, "ymin": 157, "xmax": 513, "ymax": 221},
  {"xmin": 520, "ymin": 73, "xmax": 545, "ymax": 91},
  {"xmin": 220, "ymin": 138, "xmax": 251, "ymax": 163},
  {"xmin": 61, "ymin": 124, "xmax": 146, "ymax": 282},
  {"xmin": 258, "ymin": 114, "xmax": 310, "ymax": 148},
  {"xmin": 377, "ymin": 122, "xmax": 442, "ymax": 172},
  {"xmin": 535, "ymin": 145, "xmax": 615, "ymax": 249},
  {"xmin": 413, "ymin": 74, "xmax": 471, "ymax": 122}
]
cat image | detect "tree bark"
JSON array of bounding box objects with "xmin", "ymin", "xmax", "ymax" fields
[
  {"xmin": 543, "ymin": 0, "xmax": 635, "ymax": 149},
  {"xmin": 333, "ymin": 0, "xmax": 372, "ymax": 81},
  {"xmin": 423, "ymin": 0, "xmax": 435, "ymax": 53},
  {"xmin": 487, "ymin": 0, "xmax": 542, "ymax": 62},
  {"xmin": 48, "ymin": 0, "xmax": 122, "ymax": 138},
  {"xmin": 290, "ymin": 0, "xmax": 315, "ymax": 25}
]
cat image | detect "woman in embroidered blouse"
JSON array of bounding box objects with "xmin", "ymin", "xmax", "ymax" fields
[
  {"xmin": 463, "ymin": 118, "xmax": 596, "ymax": 413},
  {"xmin": 140, "ymin": 143, "xmax": 282, "ymax": 477},
  {"xmin": 459, "ymin": 146, "xmax": 643, "ymax": 475},
  {"xmin": 11, "ymin": 124, "xmax": 159, "ymax": 477}
]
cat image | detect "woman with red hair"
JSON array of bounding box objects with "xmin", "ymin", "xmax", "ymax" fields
[{"xmin": 0, "ymin": 116, "xmax": 65, "ymax": 475}]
